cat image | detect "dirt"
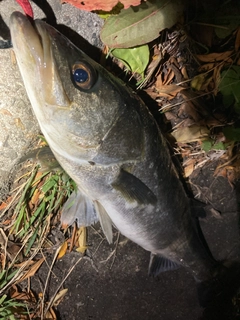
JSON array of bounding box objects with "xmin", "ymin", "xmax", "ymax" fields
[{"xmin": 28, "ymin": 161, "xmax": 240, "ymax": 320}]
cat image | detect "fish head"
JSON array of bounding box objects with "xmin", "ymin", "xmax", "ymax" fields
[{"xmin": 9, "ymin": 12, "xmax": 128, "ymax": 163}]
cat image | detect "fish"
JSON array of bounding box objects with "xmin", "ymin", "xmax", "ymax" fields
[{"xmin": 10, "ymin": 11, "xmax": 222, "ymax": 299}]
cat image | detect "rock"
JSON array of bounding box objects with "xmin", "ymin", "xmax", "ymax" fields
[{"xmin": 0, "ymin": 0, "xmax": 103, "ymax": 198}]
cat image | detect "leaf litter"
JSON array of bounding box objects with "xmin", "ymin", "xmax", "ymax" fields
[{"xmin": 103, "ymin": 1, "xmax": 240, "ymax": 179}]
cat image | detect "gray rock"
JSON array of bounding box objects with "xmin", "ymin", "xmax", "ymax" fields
[{"xmin": 0, "ymin": 0, "xmax": 103, "ymax": 198}]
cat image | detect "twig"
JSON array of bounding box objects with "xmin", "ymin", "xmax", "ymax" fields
[{"xmin": 44, "ymin": 255, "xmax": 84, "ymax": 316}]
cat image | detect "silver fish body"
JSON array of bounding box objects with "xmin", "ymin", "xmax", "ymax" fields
[{"xmin": 10, "ymin": 11, "xmax": 218, "ymax": 282}]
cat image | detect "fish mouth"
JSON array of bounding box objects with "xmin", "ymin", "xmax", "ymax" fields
[{"xmin": 10, "ymin": 11, "xmax": 70, "ymax": 108}]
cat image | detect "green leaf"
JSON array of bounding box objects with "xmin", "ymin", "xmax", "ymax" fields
[
  {"xmin": 223, "ymin": 127, "xmax": 240, "ymax": 142},
  {"xmin": 41, "ymin": 175, "xmax": 59, "ymax": 193},
  {"xmin": 111, "ymin": 45, "xmax": 149, "ymax": 77},
  {"xmin": 97, "ymin": 3, "xmax": 124, "ymax": 19},
  {"xmin": 213, "ymin": 142, "xmax": 226, "ymax": 150},
  {"xmin": 101, "ymin": 0, "xmax": 185, "ymax": 48},
  {"xmin": 214, "ymin": 16, "xmax": 240, "ymax": 38},
  {"xmin": 219, "ymin": 66, "xmax": 240, "ymax": 112},
  {"xmin": 202, "ymin": 139, "xmax": 226, "ymax": 152},
  {"xmin": 202, "ymin": 140, "xmax": 212, "ymax": 152}
]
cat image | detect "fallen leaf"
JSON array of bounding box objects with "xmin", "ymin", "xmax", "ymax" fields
[
  {"xmin": 7, "ymin": 241, "xmax": 23, "ymax": 262},
  {"xmin": 177, "ymin": 102, "xmax": 201, "ymax": 123},
  {"xmin": 16, "ymin": 258, "xmax": 45, "ymax": 283},
  {"xmin": 101, "ymin": 0, "xmax": 185, "ymax": 48},
  {"xmin": 45, "ymin": 308, "xmax": 57, "ymax": 320},
  {"xmin": 0, "ymin": 108, "xmax": 13, "ymax": 116},
  {"xmin": 191, "ymin": 73, "xmax": 212, "ymax": 91},
  {"xmin": 62, "ymin": 0, "xmax": 144, "ymax": 12},
  {"xmin": 184, "ymin": 161, "xmax": 194, "ymax": 177},
  {"xmin": 10, "ymin": 285, "xmax": 36, "ymax": 303},
  {"xmin": 52, "ymin": 289, "xmax": 68, "ymax": 306},
  {"xmin": 235, "ymin": 27, "xmax": 240, "ymax": 52},
  {"xmin": 214, "ymin": 15, "xmax": 240, "ymax": 39},
  {"xmin": 212, "ymin": 63, "xmax": 224, "ymax": 95},
  {"xmin": 14, "ymin": 118, "xmax": 25, "ymax": 130},
  {"xmin": 30, "ymin": 189, "xmax": 42, "ymax": 208},
  {"xmin": 0, "ymin": 196, "xmax": 13, "ymax": 210},
  {"xmin": 181, "ymin": 66, "xmax": 189, "ymax": 80},
  {"xmin": 172, "ymin": 125, "xmax": 209, "ymax": 143},
  {"xmin": 76, "ymin": 227, "xmax": 87, "ymax": 254},
  {"xmin": 196, "ymin": 51, "xmax": 233, "ymax": 63},
  {"xmin": 111, "ymin": 45, "xmax": 150, "ymax": 77},
  {"xmin": 219, "ymin": 66, "xmax": 240, "ymax": 111},
  {"xmin": 162, "ymin": 69, "xmax": 175, "ymax": 85},
  {"xmin": 223, "ymin": 126, "xmax": 240, "ymax": 142},
  {"xmin": 198, "ymin": 63, "xmax": 215, "ymax": 73},
  {"xmin": 201, "ymin": 140, "xmax": 226, "ymax": 152},
  {"xmin": 32, "ymin": 171, "xmax": 44, "ymax": 187},
  {"xmin": 57, "ymin": 241, "xmax": 68, "ymax": 259},
  {"xmin": 155, "ymin": 84, "xmax": 183, "ymax": 99}
]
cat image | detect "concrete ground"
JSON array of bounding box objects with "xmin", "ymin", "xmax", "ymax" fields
[{"xmin": 32, "ymin": 161, "xmax": 240, "ymax": 320}]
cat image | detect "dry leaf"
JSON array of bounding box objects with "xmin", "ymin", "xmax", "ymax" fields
[
  {"xmin": 191, "ymin": 73, "xmax": 212, "ymax": 91},
  {"xmin": 198, "ymin": 63, "xmax": 215, "ymax": 72},
  {"xmin": 32, "ymin": 171, "xmax": 44, "ymax": 187},
  {"xmin": 0, "ymin": 108, "xmax": 13, "ymax": 116},
  {"xmin": 172, "ymin": 125, "xmax": 209, "ymax": 143},
  {"xmin": 14, "ymin": 118, "xmax": 25, "ymax": 130},
  {"xmin": 155, "ymin": 84, "xmax": 183, "ymax": 99},
  {"xmin": 184, "ymin": 161, "xmax": 194, "ymax": 177},
  {"xmin": 162, "ymin": 69, "xmax": 175, "ymax": 85},
  {"xmin": 45, "ymin": 307, "xmax": 57, "ymax": 320},
  {"xmin": 76, "ymin": 227, "xmax": 87, "ymax": 254},
  {"xmin": 30, "ymin": 189, "xmax": 42, "ymax": 207},
  {"xmin": 52, "ymin": 288, "xmax": 68, "ymax": 306},
  {"xmin": 7, "ymin": 241, "xmax": 23, "ymax": 262},
  {"xmin": 196, "ymin": 51, "xmax": 233, "ymax": 63},
  {"xmin": 235, "ymin": 27, "xmax": 240, "ymax": 52},
  {"xmin": 17, "ymin": 258, "xmax": 45, "ymax": 283},
  {"xmin": 57, "ymin": 241, "xmax": 68, "ymax": 259},
  {"xmin": 212, "ymin": 64, "xmax": 224, "ymax": 95},
  {"xmin": 10, "ymin": 285, "xmax": 36, "ymax": 302},
  {"xmin": 178, "ymin": 102, "xmax": 201, "ymax": 123},
  {"xmin": 181, "ymin": 66, "xmax": 189, "ymax": 80},
  {"xmin": 0, "ymin": 196, "xmax": 13, "ymax": 210}
]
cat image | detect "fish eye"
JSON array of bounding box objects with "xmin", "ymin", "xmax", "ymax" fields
[{"xmin": 72, "ymin": 61, "xmax": 97, "ymax": 90}]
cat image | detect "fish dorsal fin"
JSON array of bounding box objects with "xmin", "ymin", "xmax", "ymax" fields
[
  {"xmin": 148, "ymin": 253, "xmax": 180, "ymax": 276},
  {"xmin": 94, "ymin": 200, "xmax": 113, "ymax": 244},
  {"xmin": 61, "ymin": 189, "xmax": 98, "ymax": 227},
  {"xmin": 112, "ymin": 169, "xmax": 157, "ymax": 205}
]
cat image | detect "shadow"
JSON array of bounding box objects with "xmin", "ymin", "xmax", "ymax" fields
[
  {"xmin": 31, "ymin": 0, "xmax": 101, "ymax": 61},
  {"xmin": 0, "ymin": 0, "xmax": 101, "ymax": 60},
  {"xmin": 31, "ymin": 0, "xmax": 57, "ymax": 25},
  {"xmin": 0, "ymin": 14, "xmax": 12, "ymax": 48},
  {"xmin": 199, "ymin": 262, "xmax": 240, "ymax": 320}
]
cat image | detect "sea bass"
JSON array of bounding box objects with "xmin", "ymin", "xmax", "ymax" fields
[{"xmin": 10, "ymin": 12, "xmax": 219, "ymax": 284}]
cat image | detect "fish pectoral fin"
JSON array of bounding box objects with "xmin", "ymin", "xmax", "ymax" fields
[
  {"xmin": 148, "ymin": 253, "xmax": 180, "ymax": 276},
  {"xmin": 112, "ymin": 169, "xmax": 157, "ymax": 205},
  {"xmin": 94, "ymin": 200, "xmax": 113, "ymax": 244},
  {"xmin": 61, "ymin": 189, "xmax": 98, "ymax": 227},
  {"xmin": 20, "ymin": 146, "xmax": 61, "ymax": 172}
]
